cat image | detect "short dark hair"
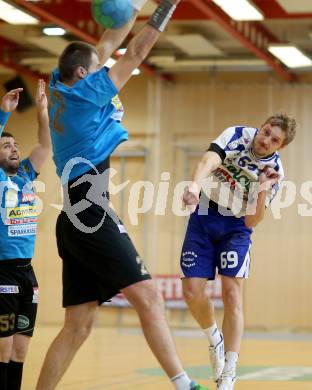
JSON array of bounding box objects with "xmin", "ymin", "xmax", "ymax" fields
[
  {"xmin": 1, "ymin": 131, "xmax": 14, "ymax": 139},
  {"xmin": 58, "ymin": 41, "xmax": 98, "ymax": 83}
]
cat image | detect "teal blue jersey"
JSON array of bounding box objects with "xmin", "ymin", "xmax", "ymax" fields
[
  {"xmin": 0, "ymin": 108, "xmax": 39, "ymax": 260},
  {"xmin": 49, "ymin": 67, "xmax": 128, "ymax": 182},
  {"xmin": 0, "ymin": 159, "xmax": 38, "ymax": 260}
]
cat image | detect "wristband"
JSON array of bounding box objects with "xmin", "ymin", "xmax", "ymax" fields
[
  {"xmin": 147, "ymin": 0, "xmax": 176, "ymax": 32},
  {"xmin": 132, "ymin": 0, "xmax": 146, "ymax": 11}
]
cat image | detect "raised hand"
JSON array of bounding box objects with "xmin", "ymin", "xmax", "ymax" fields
[
  {"xmin": 183, "ymin": 182, "xmax": 200, "ymax": 213},
  {"xmin": 259, "ymin": 166, "xmax": 280, "ymax": 189},
  {"xmin": 1, "ymin": 88, "xmax": 23, "ymax": 112},
  {"xmin": 35, "ymin": 79, "xmax": 48, "ymax": 113}
]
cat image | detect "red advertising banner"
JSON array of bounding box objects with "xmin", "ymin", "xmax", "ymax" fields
[{"xmin": 104, "ymin": 275, "xmax": 223, "ymax": 309}]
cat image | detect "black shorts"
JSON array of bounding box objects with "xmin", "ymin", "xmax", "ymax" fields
[
  {"xmin": 0, "ymin": 260, "xmax": 38, "ymax": 338},
  {"xmin": 56, "ymin": 212, "xmax": 151, "ymax": 307}
]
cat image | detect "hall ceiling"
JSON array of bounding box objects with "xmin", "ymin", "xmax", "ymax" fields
[{"xmin": 0, "ymin": 0, "xmax": 312, "ymax": 82}]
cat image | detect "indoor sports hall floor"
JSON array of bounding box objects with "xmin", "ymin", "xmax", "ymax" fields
[{"xmin": 23, "ymin": 325, "xmax": 312, "ymax": 390}]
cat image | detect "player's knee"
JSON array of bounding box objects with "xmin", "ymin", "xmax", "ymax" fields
[
  {"xmin": 64, "ymin": 316, "xmax": 94, "ymax": 342},
  {"xmin": 67, "ymin": 324, "xmax": 92, "ymax": 344},
  {"xmin": 222, "ymin": 287, "xmax": 242, "ymax": 312},
  {"xmin": 11, "ymin": 340, "xmax": 29, "ymax": 362},
  {"xmin": 182, "ymin": 282, "xmax": 204, "ymax": 304},
  {"xmin": 136, "ymin": 284, "xmax": 165, "ymax": 316},
  {"xmin": 0, "ymin": 339, "xmax": 13, "ymax": 362},
  {"xmin": 11, "ymin": 348, "xmax": 27, "ymax": 362}
]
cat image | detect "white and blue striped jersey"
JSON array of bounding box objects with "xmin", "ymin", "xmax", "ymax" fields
[{"xmin": 201, "ymin": 126, "xmax": 284, "ymax": 216}]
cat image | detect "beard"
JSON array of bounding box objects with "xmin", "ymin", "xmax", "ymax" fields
[{"xmin": 0, "ymin": 159, "xmax": 20, "ymax": 175}]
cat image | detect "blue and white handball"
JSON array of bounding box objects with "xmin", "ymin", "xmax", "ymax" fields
[{"xmin": 92, "ymin": 0, "xmax": 134, "ymax": 29}]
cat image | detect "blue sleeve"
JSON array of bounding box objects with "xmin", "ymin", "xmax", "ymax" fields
[
  {"xmin": 73, "ymin": 67, "xmax": 118, "ymax": 107},
  {"xmin": 0, "ymin": 109, "xmax": 11, "ymax": 136},
  {"xmin": 0, "ymin": 168, "xmax": 6, "ymax": 181},
  {"xmin": 20, "ymin": 159, "xmax": 38, "ymax": 181}
]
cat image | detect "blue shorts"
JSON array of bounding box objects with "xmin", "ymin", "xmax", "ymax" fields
[{"xmin": 180, "ymin": 204, "xmax": 252, "ymax": 279}]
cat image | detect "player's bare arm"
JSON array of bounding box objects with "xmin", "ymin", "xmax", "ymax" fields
[
  {"xmin": 109, "ymin": 0, "xmax": 180, "ymax": 91},
  {"xmin": 1, "ymin": 88, "xmax": 23, "ymax": 113},
  {"xmin": 29, "ymin": 79, "xmax": 51, "ymax": 172},
  {"xmin": 245, "ymin": 167, "xmax": 280, "ymax": 228},
  {"xmin": 97, "ymin": 0, "xmax": 148, "ymax": 66},
  {"xmin": 183, "ymin": 151, "xmax": 222, "ymax": 207}
]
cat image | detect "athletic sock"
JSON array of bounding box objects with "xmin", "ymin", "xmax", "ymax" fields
[
  {"xmin": 224, "ymin": 351, "xmax": 238, "ymax": 371},
  {"xmin": 171, "ymin": 371, "xmax": 192, "ymax": 389},
  {"xmin": 203, "ymin": 322, "xmax": 222, "ymax": 346},
  {"xmin": 7, "ymin": 360, "xmax": 24, "ymax": 390},
  {"xmin": 0, "ymin": 362, "xmax": 9, "ymax": 390}
]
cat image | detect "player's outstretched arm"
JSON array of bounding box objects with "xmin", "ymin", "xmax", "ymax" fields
[
  {"xmin": 97, "ymin": 0, "xmax": 148, "ymax": 66},
  {"xmin": 183, "ymin": 151, "xmax": 222, "ymax": 207},
  {"xmin": 0, "ymin": 88, "xmax": 23, "ymax": 114},
  {"xmin": 29, "ymin": 79, "xmax": 51, "ymax": 172},
  {"xmin": 0, "ymin": 88, "xmax": 23, "ymax": 133},
  {"xmin": 109, "ymin": 0, "xmax": 180, "ymax": 91}
]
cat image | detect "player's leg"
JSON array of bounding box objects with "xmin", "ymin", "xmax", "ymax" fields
[
  {"xmin": 9, "ymin": 334, "xmax": 31, "ymax": 390},
  {"xmin": 36, "ymin": 214, "xmax": 100, "ymax": 390},
  {"xmin": 36, "ymin": 301, "xmax": 98, "ymax": 390},
  {"xmin": 8, "ymin": 264, "xmax": 38, "ymax": 390},
  {"xmin": 182, "ymin": 278, "xmax": 224, "ymax": 382},
  {"xmin": 122, "ymin": 279, "xmax": 208, "ymax": 390},
  {"xmin": 216, "ymin": 221, "xmax": 252, "ymax": 390},
  {"xmin": 221, "ymin": 276, "xmax": 244, "ymax": 354},
  {"xmin": 181, "ymin": 210, "xmax": 224, "ymax": 382},
  {"xmin": 0, "ymin": 266, "xmax": 20, "ymax": 390},
  {"xmin": 0, "ymin": 336, "xmax": 13, "ymax": 390},
  {"xmin": 216, "ymin": 276, "xmax": 244, "ymax": 390},
  {"xmin": 90, "ymin": 217, "xmax": 208, "ymax": 390}
]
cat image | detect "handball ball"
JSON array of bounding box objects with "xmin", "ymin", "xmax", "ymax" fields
[{"xmin": 92, "ymin": 0, "xmax": 134, "ymax": 29}]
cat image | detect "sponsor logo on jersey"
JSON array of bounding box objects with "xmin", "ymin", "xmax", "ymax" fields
[
  {"xmin": 111, "ymin": 95, "xmax": 124, "ymax": 122},
  {"xmin": 22, "ymin": 193, "xmax": 36, "ymax": 203},
  {"xmin": 214, "ymin": 168, "xmax": 238, "ymax": 190},
  {"xmin": 8, "ymin": 224, "xmax": 37, "ymax": 237},
  {"xmin": 5, "ymin": 217, "xmax": 37, "ymax": 225},
  {"xmin": 0, "ymin": 285, "xmax": 19, "ymax": 294},
  {"xmin": 17, "ymin": 314, "xmax": 30, "ymax": 330},
  {"xmin": 228, "ymin": 140, "xmax": 240, "ymax": 150},
  {"xmin": 6, "ymin": 205, "xmax": 38, "ymax": 219}
]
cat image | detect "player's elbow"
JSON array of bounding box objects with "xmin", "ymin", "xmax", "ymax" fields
[
  {"xmin": 244, "ymin": 218, "xmax": 256, "ymax": 229},
  {"xmin": 125, "ymin": 40, "xmax": 145, "ymax": 64},
  {"xmin": 244, "ymin": 214, "xmax": 263, "ymax": 229}
]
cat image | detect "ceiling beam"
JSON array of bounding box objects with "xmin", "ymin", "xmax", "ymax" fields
[
  {"xmin": 188, "ymin": 0, "xmax": 297, "ymax": 82},
  {"xmin": 0, "ymin": 36, "xmax": 43, "ymax": 80},
  {"xmin": 12, "ymin": 0, "xmax": 171, "ymax": 81}
]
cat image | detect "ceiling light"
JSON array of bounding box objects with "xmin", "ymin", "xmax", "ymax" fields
[
  {"xmin": 43, "ymin": 27, "xmax": 66, "ymax": 36},
  {"xmin": 212, "ymin": 0, "xmax": 264, "ymax": 20},
  {"xmin": 116, "ymin": 48, "xmax": 127, "ymax": 56},
  {"xmin": 0, "ymin": 0, "xmax": 38, "ymax": 24},
  {"xmin": 268, "ymin": 45, "xmax": 312, "ymax": 68},
  {"xmin": 105, "ymin": 58, "xmax": 117, "ymax": 68},
  {"xmin": 105, "ymin": 58, "xmax": 140, "ymax": 75},
  {"xmin": 132, "ymin": 68, "xmax": 141, "ymax": 76}
]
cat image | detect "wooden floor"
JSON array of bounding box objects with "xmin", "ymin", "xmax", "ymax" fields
[{"xmin": 23, "ymin": 325, "xmax": 312, "ymax": 390}]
